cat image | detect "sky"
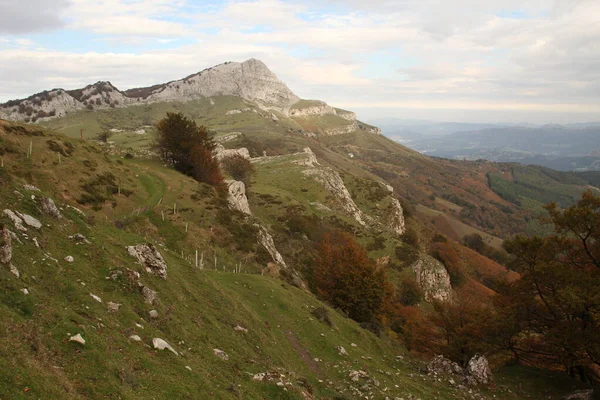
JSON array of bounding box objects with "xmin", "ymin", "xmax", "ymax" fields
[{"xmin": 0, "ymin": 0, "xmax": 599, "ymax": 124}]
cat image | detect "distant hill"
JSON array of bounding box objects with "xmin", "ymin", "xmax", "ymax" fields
[{"xmin": 403, "ymin": 124, "xmax": 600, "ymax": 171}]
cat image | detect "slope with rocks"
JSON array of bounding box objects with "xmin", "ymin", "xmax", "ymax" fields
[{"xmin": 0, "ymin": 116, "xmax": 591, "ymax": 400}]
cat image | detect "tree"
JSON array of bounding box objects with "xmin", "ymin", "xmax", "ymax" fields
[
  {"xmin": 221, "ymin": 154, "xmax": 254, "ymax": 186},
  {"xmin": 502, "ymin": 190, "xmax": 600, "ymax": 383},
  {"xmin": 312, "ymin": 230, "xmax": 390, "ymax": 323},
  {"xmin": 96, "ymin": 131, "xmax": 113, "ymax": 143},
  {"xmin": 155, "ymin": 112, "xmax": 222, "ymax": 186}
]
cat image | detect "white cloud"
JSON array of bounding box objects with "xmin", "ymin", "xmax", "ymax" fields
[{"xmin": 0, "ymin": 0, "xmax": 599, "ymax": 123}]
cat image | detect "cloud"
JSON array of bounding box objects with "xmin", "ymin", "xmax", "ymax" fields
[
  {"xmin": 0, "ymin": 0, "xmax": 599, "ymax": 123},
  {"xmin": 0, "ymin": 0, "xmax": 69, "ymax": 34}
]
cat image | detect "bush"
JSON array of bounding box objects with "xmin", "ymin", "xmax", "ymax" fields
[
  {"xmin": 221, "ymin": 154, "xmax": 254, "ymax": 187},
  {"xmin": 398, "ymin": 277, "xmax": 423, "ymax": 306}
]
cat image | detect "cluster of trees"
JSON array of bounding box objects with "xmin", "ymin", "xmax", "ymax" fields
[
  {"xmin": 402, "ymin": 191, "xmax": 600, "ymax": 383},
  {"xmin": 155, "ymin": 112, "xmax": 223, "ymax": 186}
]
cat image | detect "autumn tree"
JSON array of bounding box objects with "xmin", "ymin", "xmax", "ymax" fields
[
  {"xmin": 155, "ymin": 112, "xmax": 222, "ymax": 186},
  {"xmin": 502, "ymin": 190, "xmax": 600, "ymax": 383},
  {"xmin": 312, "ymin": 230, "xmax": 390, "ymax": 323}
]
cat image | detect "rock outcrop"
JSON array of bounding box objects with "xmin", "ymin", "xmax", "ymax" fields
[
  {"xmin": 256, "ymin": 225, "xmax": 287, "ymax": 268},
  {"xmin": 427, "ymin": 355, "xmax": 463, "ymax": 376},
  {"xmin": 3, "ymin": 210, "xmax": 28, "ymax": 232},
  {"xmin": 388, "ymin": 197, "xmax": 406, "ymax": 235},
  {"xmin": 464, "ymin": 354, "xmax": 492, "ymax": 386},
  {"xmin": 225, "ymin": 180, "xmax": 252, "ymax": 215},
  {"xmin": 411, "ymin": 255, "xmax": 453, "ymax": 303},
  {"xmin": 214, "ymin": 143, "xmax": 251, "ymax": 161},
  {"xmin": 302, "ymin": 168, "xmax": 365, "ymax": 226},
  {"xmin": 127, "ymin": 244, "xmax": 168, "ymax": 279},
  {"xmin": 40, "ymin": 197, "xmax": 62, "ymax": 219}
]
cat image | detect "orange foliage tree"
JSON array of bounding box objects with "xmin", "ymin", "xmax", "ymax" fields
[{"xmin": 313, "ymin": 230, "xmax": 390, "ymax": 323}]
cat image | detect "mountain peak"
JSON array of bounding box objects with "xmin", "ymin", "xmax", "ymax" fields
[{"xmin": 0, "ymin": 59, "xmax": 300, "ymax": 121}]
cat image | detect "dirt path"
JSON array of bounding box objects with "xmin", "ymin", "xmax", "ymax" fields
[{"xmin": 285, "ymin": 330, "xmax": 321, "ymax": 377}]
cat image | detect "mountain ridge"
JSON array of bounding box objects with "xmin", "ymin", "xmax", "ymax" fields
[{"xmin": 0, "ymin": 59, "xmax": 302, "ymax": 122}]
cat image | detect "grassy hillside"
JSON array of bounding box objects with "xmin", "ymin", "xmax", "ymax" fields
[{"xmin": 0, "ymin": 119, "xmax": 592, "ymax": 399}]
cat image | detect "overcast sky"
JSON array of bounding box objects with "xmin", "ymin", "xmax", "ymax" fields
[{"xmin": 0, "ymin": 0, "xmax": 599, "ymax": 123}]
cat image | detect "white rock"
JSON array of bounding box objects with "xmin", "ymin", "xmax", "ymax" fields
[
  {"xmin": 233, "ymin": 325, "xmax": 248, "ymax": 333},
  {"xmin": 69, "ymin": 333, "xmax": 86, "ymax": 345},
  {"xmin": 127, "ymin": 244, "xmax": 168, "ymax": 279},
  {"xmin": 225, "ymin": 180, "xmax": 252, "ymax": 215},
  {"xmin": 107, "ymin": 301, "xmax": 121, "ymax": 312},
  {"xmin": 252, "ymin": 372, "xmax": 266, "ymax": 381},
  {"xmin": 23, "ymin": 184, "xmax": 40, "ymax": 192},
  {"xmin": 256, "ymin": 225, "xmax": 286, "ymax": 267},
  {"xmin": 15, "ymin": 212, "xmax": 42, "ymax": 229},
  {"xmin": 336, "ymin": 346, "xmax": 349, "ymax": 356},
  {"xmin": 0, "ymin": 226, "xmax": 13, "ymax": 264},
  {"xmin": 10, "ymin": 264, "xmax": 20, "ymax": 278},
  {"xmin": 21, "ymin": 288, "xmax": 29, "ymax": 295},
  {"xmin": 40, "ymin": 197, "xmax": 62, "ymax": 219},
  {"xmin": 412, "ymin": 256, "xmax": 453, "ymax": 303},
  {"xmin": 149, "ymin": 309, "xmax": 159, "ymax": 319},
  {"xmin": 350, "ymin": 343, "xmax": 357, "ymax": 347},
  {"xmin": 64, "ymin": 255, "xmax": 74, "ymax": 263},
  {"xmin": 3, "ymin": 209, "xmax": 27, "ymax": 232},
  {"xmin": 213, "ymin": 348, "xmax": 229, "ymax": 360},
  {"xmin": 152, "ymin": 338, "xmax": 178, "ymax": 355},
  {"xmin": 185, "ymin": 366, "xmax": 192, "ymax": 371},
  {"xmin": 89, "ymin": 293, "xmax": 102, "ymax": 303},
  {"xmin": 465, "ymin": 354, "xmax": 492, "ymax": 385},
  {"xmin": 129, "ymin": 335, "xmax": 142, "ymax": 342}
]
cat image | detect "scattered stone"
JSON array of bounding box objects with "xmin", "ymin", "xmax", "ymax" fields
[
  {"xmin": 10, "ymin": 264, "xmax": 20, "ymax": 278},
  {"xmin": 15, "ymin": 212, "xmax": 42, "ymax": 229},
  {"xmin": 64, "ymin": 255, "xmax": 74, "ymax": 263},
  {"xmin": 69, "ymin": 333, "xmax": 85, "ymax": 345},
  {"xmin": 3, "ymin": 210, "xmax": 27, "ymax": 232},
  {"xmin": 336, "ymin": 346, "xmax": 349, "ymax": 356},
  {"xmin": 213, "ymin": 348, "xmax": 229, "ymax": 360},
  {"xmin": 129, "ymin": 335, "xmax": 142, "ymax": 342},
  {"xmin": 89, "ymin": 293, "xmax": 102, "ymax": 303},
  {"xmin": 252, "ymin": 373, "xmax": 266, "ymax": 381},
  {"xmin": 152, "ymin": 338, "xmax": 178, "ymax": 355},
  {"xmin": 351, "ymin": 343, "xmax": 357, "ymax": 347},
  {"xmin": 141, "ymin": 286, "xmax": 158, "ymax": 305},
  {"xmin": 149, "ymin": 310, "xmax": 159, "ymax": 319},
  {"xmin": 349, "ymin": 370, "xmax": 369, "ymax": 382},
  {"xmin": 427, "ymin": 355, "xmax": 463, "ymax": 376},
  {"xmin": 127, "ymin": 244, "xmax": 168, "ymax": 279},
  {"xmin": 68, "ymin": 233, "xmax": 90, "ymax": 244},
  {"xmin": 39, "ymin": 197, "xmax": 62, "ymax": 219},
  {"xmin": 135, "ymin": 323, "xmax": 144, "ymax": 329},
  {"xmin": 185, "ymin": 366, "xmax": 192, "ymax": 371},
  {"xmin": 13, "ymin": 191, "xmax": 24, "ymax": 199},
  {"xmin": 464, "ymin": 354, "xmax": 492, "ymax": 386},
  {"xmin": 233, "ymin": 325, "xmax": 248, "ymax": 333},
  {"xmin": 32, "ymin": 238, "xmax": 40, "ymax": 248},
  {"xmin": 107, "ymin": 301, "xmax": 121, "ymax": 312},
  {"xmin": 21, "ymin": 288, "xmax": 29, "ymax": 295},
  {"xmin": 23, "ymin": 184, "xmax": 40, "ymax": 192},
  {"xmin": 66, "ymin": 205, "xmax": 86, "ymax": 218}
]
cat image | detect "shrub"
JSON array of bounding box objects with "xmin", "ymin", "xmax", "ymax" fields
[
  {"xmin": 221, "ymin": 154, "xmax": 254, "ymax": 186},
  {"xmin": 398, "ymin": 277, "xmax": 423, "ymax": 306}
]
